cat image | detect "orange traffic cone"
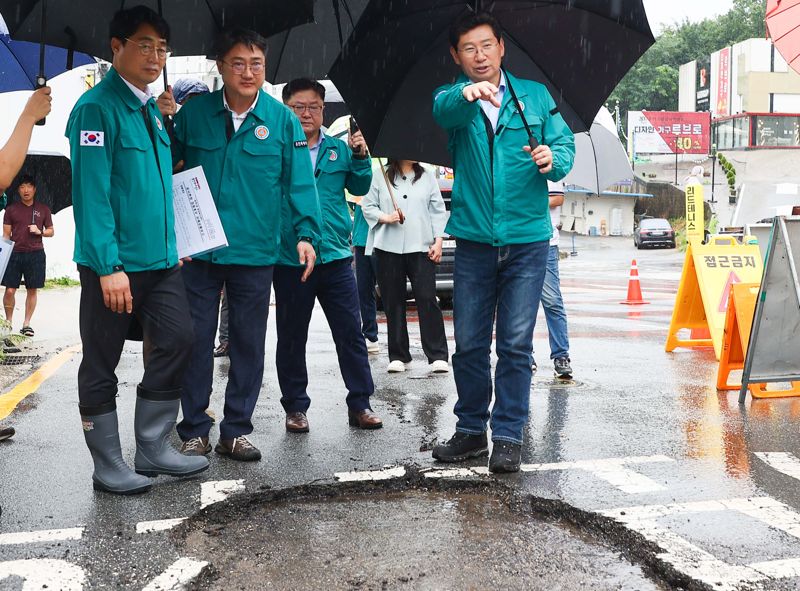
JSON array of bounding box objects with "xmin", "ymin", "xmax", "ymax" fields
[{"xmin": 621, "ymin": 259, "xmax": 650, "ymax": 305}]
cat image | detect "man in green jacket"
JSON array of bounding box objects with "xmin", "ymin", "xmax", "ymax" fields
[
  {"xmin": 66, "ymin": 5, "xmax": 208, "ymax": 495},
  {"xmin": 274, "ymin": 78, "xmax": 381, "ymax": 434},
  {"xmin": 431, "ymin": 13, "xmax": 575, "ymax": 473},
  {"xmin": 173, "ymin": 30, "xmax": 321, "ymax": 461}
]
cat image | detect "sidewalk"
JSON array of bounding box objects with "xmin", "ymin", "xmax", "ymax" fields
[{"xmin": 0, "ymin": 286, "xmax": 80, "ymax": 392}]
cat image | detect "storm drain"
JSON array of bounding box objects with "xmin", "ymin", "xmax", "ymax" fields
[
  {"xmin": 0, "ymin": 354, "xmax": 40, "ymax": 366},
  {"xmin": 175, "ymin": 478, "xmax": 664, "ymax": 591}
]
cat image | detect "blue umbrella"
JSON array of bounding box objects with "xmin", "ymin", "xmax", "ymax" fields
[
  {"xmin": 0, "ymin": 33, "xmax": 95, "ymax": 92},
  {"xmin": 0, "ymin": 13, "xmax": 94, "ymax": 93}
]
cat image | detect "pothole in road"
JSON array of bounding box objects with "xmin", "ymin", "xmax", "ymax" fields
[{"xmin": 176, "ymin": 478, "xmax": 665, "ymax": 591}]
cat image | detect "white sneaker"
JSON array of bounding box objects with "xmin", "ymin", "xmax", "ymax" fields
[
  {"xmin": 366, "ymin": 340, "xmax": 380, "ymax": 354},
  {"xmin": 429, "ymin": 360, "xmax": 450, "ymax": 374},
  {"xmin": 387, "ymin": 360, "xmax": 406, "ymax": 373}
]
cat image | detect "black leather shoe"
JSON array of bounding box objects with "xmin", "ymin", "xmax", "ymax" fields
[
  {"xmin": 489, "ymin": 441, "xmax": 522, "ymax": 473},
  {"xmin": 432, "ymin": 431, "xmax": 488, "ymax": 463}
]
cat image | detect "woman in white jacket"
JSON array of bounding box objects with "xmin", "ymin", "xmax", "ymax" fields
[{"xmin": 362, "ymin": 159, "xmax": 450, "ymax": 373}]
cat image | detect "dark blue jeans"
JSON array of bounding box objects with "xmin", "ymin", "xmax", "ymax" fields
[
  {"xmin": 178, "ymin": 260, "xmax": 273, "ymax": 441},
  {"xmin": 353, "ymin": 246, "xmax": 378, "ymax": 342},
  {"xmin": 452, "ymin": 239, "xmax": 548, "ymax": 444},
  {"xmin": 273, "ymin": 257, "xmax": 373, "ymax": 414}
]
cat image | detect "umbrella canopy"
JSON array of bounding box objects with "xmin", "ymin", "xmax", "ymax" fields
[
  {"xmin": 0, "ymin": 0, "xmax": 314, "ymax": 60},
  {"xmin": 0, "ymin": 34, "xmax": 94, "ymax": 92},
  {"xmin": 562, "ymin": 107, "xmax": 633, "ymax": 195},
  {"xmin": 328, "ymin": 0, "xmax": 654, "ymax": 165},
  {"xmin": 266, "ymin": 0, "xmax": 370, "ymax": 83},
  {"xmin": 767, "ymin": 0, "xmax": 800, "ymax": 74},
  {"xmin": 6, "ymin": 152, "xmax": 72, "ymax": 214},
  {"xmin": 0, "ymin": 14, "xmax": 95, "ymax": 92}
]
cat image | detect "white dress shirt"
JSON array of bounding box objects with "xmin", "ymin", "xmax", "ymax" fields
[
  {"xmin": 120, "ymin": 75, "xmax": 153, "ymax": 106},
  {"xmin": 223, "ymin": 90, "xmax": 258, "ymax": 132},
  {"xmin": 478, "ymin": 71, "xmax": 507, "ymax": 132}
]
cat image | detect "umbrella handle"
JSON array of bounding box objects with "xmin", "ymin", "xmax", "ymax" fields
[{"xmin": 36, "ymin": 0, "xmax": 48, "ymax": 126}]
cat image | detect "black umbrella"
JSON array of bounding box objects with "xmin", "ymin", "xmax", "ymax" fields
[
  {"xmin": 328, "ymin": 0, "xmax": 655, "ymax": 165},
  {"xmin": 6, "ymin": 152, "xmax": 72, "ymax": 214},
  {"xmin": 0, "ymin": 0, "xmax": 314, "ymax": 61},
  {"xmin": 266, "ymin": 0, "xmax": 369, "ymax": 83}
]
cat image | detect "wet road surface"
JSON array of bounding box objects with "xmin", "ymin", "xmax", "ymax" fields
[{"xmin": 2, "ymin": 236, "xmax": 800, "ymax": 590}]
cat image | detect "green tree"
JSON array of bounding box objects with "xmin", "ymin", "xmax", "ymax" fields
[{"xmin": 608, "ymin": 0, "xmax": 766, "ymax": 121}]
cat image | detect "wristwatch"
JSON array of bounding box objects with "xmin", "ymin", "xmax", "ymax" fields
[{"xmin": 298, "ymin": 236, "xmax": 314, "ymax": 245}]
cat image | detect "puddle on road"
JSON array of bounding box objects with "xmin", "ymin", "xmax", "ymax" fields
[{"xmin": 181, "ymin": 489, "xmax": 662, "ymax": 590}]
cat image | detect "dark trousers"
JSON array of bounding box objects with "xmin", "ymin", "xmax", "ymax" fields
[
  {"xmin": 374, "ymin": 249, "xmax": 448, "ymax": 364},
  {"xmin": 177, "ymin": 260, "xmax": 273, "ymax": 441},
  {"xmin": 273, "ymin": 258, "xmax": 373, "ymax": 414},
  {"xmin": 353, "ymin": 246, "xmax": 378, "ymax": 342},
  {"xmin": 77, "ymin": 265, "xmax": 193, "ymax": 414}
]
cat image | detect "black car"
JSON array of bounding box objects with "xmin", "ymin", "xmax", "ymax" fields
[
  {"xmin": 436, "ymin": 190, "xmax": 455, "ymax": 308},
  {"xmin": 634, "ymin": 218, "xmax": 676, "ymax": 249}
]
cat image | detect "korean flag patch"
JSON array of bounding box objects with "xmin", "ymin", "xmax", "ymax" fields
[{"xmin": 80, "ymin": 131, "xmax": 104, "ymax": 147}]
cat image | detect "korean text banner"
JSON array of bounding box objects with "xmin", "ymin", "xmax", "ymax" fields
[{"xmin": 628, "ymin": 111, "xmax": 712, "ymax": 155}]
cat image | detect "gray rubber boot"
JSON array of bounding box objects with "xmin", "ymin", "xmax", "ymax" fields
[
  {"xmin": 134, "ymin": 387, "xmax": 209, "ymax": 477},
  {"xmin": 81, "ymin": 410, "xmax": 152, "ymax": 495}
]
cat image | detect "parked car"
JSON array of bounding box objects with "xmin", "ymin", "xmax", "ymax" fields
[{"xmin": 634, "ymin": 218, "xmax": 676, "ymax": 249}]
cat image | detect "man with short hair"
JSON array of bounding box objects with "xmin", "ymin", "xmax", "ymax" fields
[
  {"xmin": 0, "ymin": 82, "xmax": 52, "ymax": 443},
  {"xmin": 431, "ymin": 13, "xmax": 575, "ymax": 473},
  {"xmin": 173, "ymin": 29, "xmax": 321, "ymax": 461},
  {"xmin": 2, "ymin": 175, "xmax": 53, "ymax": 337},
  {"xmin": 66, "ymin": 5, "xmax": 209, "ymax": 495},
  {"xmin": 275, "ymin": 77, "xmax": 381, "ymax": 434}
]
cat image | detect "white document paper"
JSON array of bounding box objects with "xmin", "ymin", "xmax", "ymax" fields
[
  {"xmin": 0, "ymin": 238, "xmax": 14, "ymax": 282},
  {"xmin": 172, "ymin": 166, "xmax": 228, "ymax": 259}
]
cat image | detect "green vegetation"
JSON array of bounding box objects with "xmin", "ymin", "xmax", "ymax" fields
[
  {"xmin": 0, "ymin": 318, "xmax": 25, "ymax": 362},
  {"xmin": 44, "ymin": 276, "xmax": 80, "ymax": 289},
  {"xmin": 608, "ymin": 0, "xmax": 766, "ymax": 118}
]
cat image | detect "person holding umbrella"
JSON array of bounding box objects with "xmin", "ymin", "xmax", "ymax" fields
[
  {"xmin": 0, "ymin": 83, "xmax": 52, "ymax": 443},
  {"xmin": 66, "ymin": 5, "xmax": 209, "ymax": 495},
  {"xmin": 361, "ymin": 159, "xmax": 450, "ymax": 374},
  {"xmin": 173, "ymin": 29, "xmax": 320, "ymax": 462},
  {"xmin": 273, "ymin": 77, "xmax": 380, "ymax": 434},
  {"xmin": 430, "ymin": 13, "xmax": 575, "ymax": 473}
]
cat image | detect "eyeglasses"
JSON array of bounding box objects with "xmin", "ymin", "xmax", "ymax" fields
[
  {"xmin": 289, "ymin": 104, "xmax": 324, "ymax": 115},
  {"xmin": 124, "ymin": 38, "xmax": 171, "ymax": 59},
  {"xmin": 458, "ymin": 41, "xmax": 499, "ymax": 58},
  {"xmin": 221, "ymin": 60, "xmax": 265, "ymax": 75}
]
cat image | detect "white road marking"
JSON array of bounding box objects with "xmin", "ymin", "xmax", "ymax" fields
[
  {"xmin": 199, "ymin": 479, "xmax": 245, "ymax": 509},
  {"xmin": 0, "ymin": 527, "xmax": 84, "ymax": 545},
  {"xmin": 755, "ymin": 451, "xmax": 800, "ymax": 481},
  {"xmin": 142, "ymin": 557, "xmax": 209, "ymax": 591},
  {"xmin": 334, "ymin": 466, "xmax": 406, "ymax": 482},
  {"xmin": 136, "ymin": 518, "xmax": 187, "ymax": 534},
  {"xmin": 519, "ymin": 455, "xmax": 674, "ymax": 493},
  {"xmin": 601, "ymin": 495, "xmax": 800, "ymax": 590},
  {"xmin": 0, "ymin": 559, "xmax": 86, "ymax": 590}
]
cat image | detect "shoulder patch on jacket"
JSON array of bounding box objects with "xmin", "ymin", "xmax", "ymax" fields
[{"xmin": 295, "ymin": 140, "xmax": 308, "ymax": 148}]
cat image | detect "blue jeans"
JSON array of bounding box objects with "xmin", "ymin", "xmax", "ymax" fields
[
  {"xmin": 178, "ymin": 261, "xmax": 273, "ymax": 441},
  {"xmin": 273, "ymin": 258, "xmax": 373, "ymax": 414},
  {"xmin": 452, "ymin": 239, "xmax": 548, "ymax": 444},
  {"xmin": 539, "ymin": 245, "xmax": 570, "ymax": 359},
  {"xmin": 353, "ymin": 246, "xmax": 378, "ymax": 342}
]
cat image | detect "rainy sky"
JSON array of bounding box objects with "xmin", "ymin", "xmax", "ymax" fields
[{"xmin": 643, "ymin": 0, "xmax": 735, "ymax": 33}]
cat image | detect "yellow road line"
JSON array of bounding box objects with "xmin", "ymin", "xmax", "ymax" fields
[{"xmin": 0, "ymin": 344, "xmax": 81, "ymax": 420}]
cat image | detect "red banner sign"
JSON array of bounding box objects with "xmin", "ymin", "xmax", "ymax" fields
[
  {"xmin": 631, "ymin": 111, "xmax": 712, "ymax": 154},
  {"xmin": 717, "ymin": 47, "xmax": 731, "ymax": 116}
]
